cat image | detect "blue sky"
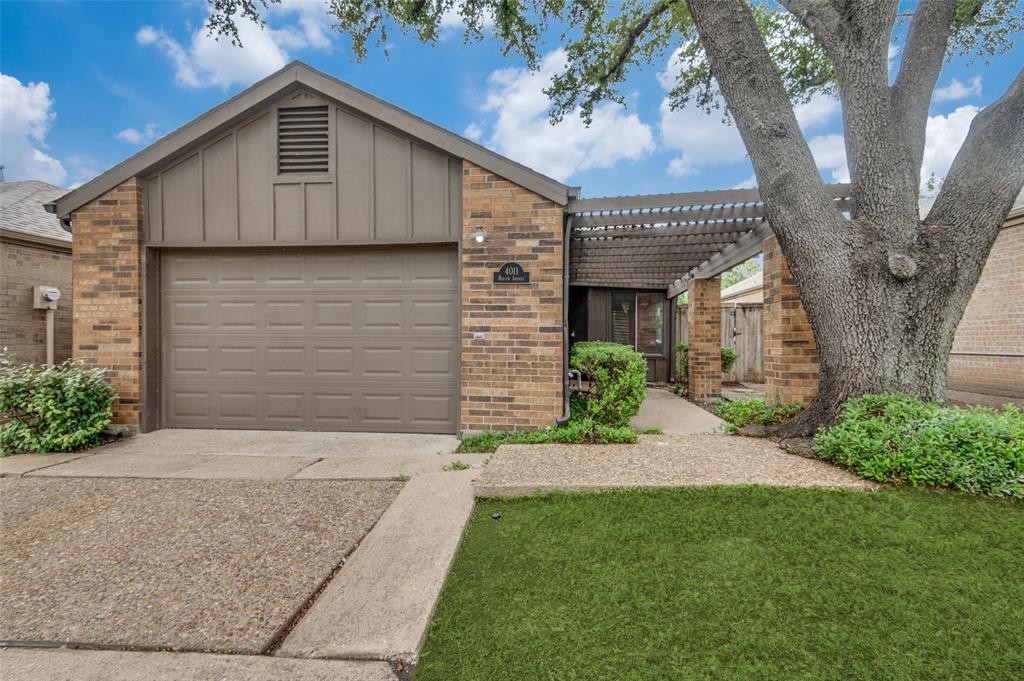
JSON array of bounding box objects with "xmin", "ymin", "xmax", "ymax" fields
[{"xmin": 1, "ymin": 0, "xmax": 1020, "ymax": 198}]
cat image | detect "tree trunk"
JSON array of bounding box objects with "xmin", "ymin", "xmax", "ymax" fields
[{"xmin": 770, "ymin": 217, "xmax": 986, "ymax": 438}]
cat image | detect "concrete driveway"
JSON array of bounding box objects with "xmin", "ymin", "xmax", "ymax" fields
[{"xmin": 0, "ymin": 429, "xmax": 481, "ymax": 679}]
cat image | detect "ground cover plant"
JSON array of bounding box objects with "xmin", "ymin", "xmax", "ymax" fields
[
  {"xmin": 815, "ymin": 393, "xmax": 1024, "ymax": 497},
  {"xmin": 715, "ymin": 398, "xmax": 804, "ymax": 433},
  {"xmin": 0, "ymin": 355, "xmax": 116, "ymax": 454},
  {"xmin": 417, "ymin": 486, "xmax": 1023, "ymax": 680},
  {"xmin": 458, "ymin": 342, "xmax": 646, "ymax": 453}
]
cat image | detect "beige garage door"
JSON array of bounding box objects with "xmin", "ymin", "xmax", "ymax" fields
[{"xmin": 161, "ymin": 247, "xmax": 458, "ymax": 433}]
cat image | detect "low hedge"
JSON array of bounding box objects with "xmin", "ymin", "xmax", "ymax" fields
[
  {"xmin": 457, "ymin": 412, "xmax": 637, "ymax": 453},
  {"xmin": 570, "ymin": 341, "xmax": 647, "ymax": 428},
  {"xmin": 815, "ymin": 394, "xmax": 1024, "ymax": 497},
  {"xmin": 716, "ymin": 398, "xmax": 804, "ymax": 433},
  {"xmin": 0, "ymin": 356, "xmax": 116, "ymax": 454}
]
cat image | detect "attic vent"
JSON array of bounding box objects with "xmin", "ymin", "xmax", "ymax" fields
[{"xmin": 277, "ymin": 105, "xmax": 329, "ymax": 174}]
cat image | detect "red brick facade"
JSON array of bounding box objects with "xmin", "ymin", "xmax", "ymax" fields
[
  {"xmin": 762, "ymin": 235, "xmax": 819, "ymax": 405},
  {"xmin": 948, "ymin": 223, "xmax": 1024, "ymax": 399},
  {"xmin": 71, "ymin": 179, "xmax": 144, "ymax": 428},
  {"xmin": 460, "ymin": 162, "xmax": 565, "ymax": 432},
  {"xmin": 686, "ymin": 276, "xmax": 722, "ymax": 400}
]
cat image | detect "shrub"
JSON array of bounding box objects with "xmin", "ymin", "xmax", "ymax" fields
[
  {"xmin": 815, "ymin": 393, "xmax": 1024, "ymax": 497},
  {"xmin": 457, "ymin": 412, "xmax": 637, "ymax": 453},
  {"xmin": 570, "ymin": 341, "xmax": 647, "ymax": 427},
  {"xmin": 675, "ymin": 343, "xmax": 739, "ymax": 384},
  {"xmin": 0, "ymin": 355, "xmax": 116, "ymax": 454},
  {"xmin": 716, "ymin": 398, "xmax": 804, "ymax": 433}
]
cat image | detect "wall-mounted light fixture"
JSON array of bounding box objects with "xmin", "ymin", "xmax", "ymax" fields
[{"xmin": 472, "ymin": 227, "xmax": 487, "ymax": 244}]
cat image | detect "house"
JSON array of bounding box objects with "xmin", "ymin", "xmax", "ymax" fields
[
  {"xmin": 51, "ymin": 62, "xmax": 573, "ymax": 435},
  {"xmin": 0, "ymin": 179, "xmax": 73, "ymax": 364}
]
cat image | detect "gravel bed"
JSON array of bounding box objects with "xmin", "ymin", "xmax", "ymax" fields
[
  {"xmin": 475, "ymin": 434, "xmax": 876, "ymax": 495},
  {"xmin": 0, "ymin": 478, "xmax": 402, "ymax": 654}
]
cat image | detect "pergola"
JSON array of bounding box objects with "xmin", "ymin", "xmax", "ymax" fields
[
  {"xmin": 568, "ymin": 185, "xmax": 853, "ymax": 296},
  {"xmin": 566, "ymin": 183, "xmax": 853, "ymax": 404}
]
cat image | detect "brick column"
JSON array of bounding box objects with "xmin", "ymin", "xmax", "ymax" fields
[
  {"xmin": 72, "ymin": 179, "xmax": 144, "ymax": 430},
  {"xmin": 686, "ymin": 276, "xmax": 721, "ymax": 400},
  {"xmin": 460, "ymin": 162, "xmax": 564, "ymax": 433},
  {"xmin": 762, "ymin": 235, "xmax": 819, "ymax": 404}
]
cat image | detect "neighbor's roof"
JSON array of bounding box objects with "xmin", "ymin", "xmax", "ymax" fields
[
  {"xmin": 0, "ymin": 180, "xmax": 71, "ymax": 248},
  {"xmin": 720, "ymin": 270, "xmax": 763, "ymax": 302},
  {"xmin": 51, "ymin": 61, "xmax": 572, "ymax": 219}
]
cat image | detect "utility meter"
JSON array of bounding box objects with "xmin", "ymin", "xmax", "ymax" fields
[{"xmin": 33, "ymin": 285, "xmax": 61, "ymax": 310}]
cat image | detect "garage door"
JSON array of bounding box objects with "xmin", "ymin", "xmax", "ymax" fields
[{"xmin": 161, "ymin": 247, "xmax": 458, "ymax": 433}]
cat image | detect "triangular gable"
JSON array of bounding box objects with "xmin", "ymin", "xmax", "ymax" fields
[{"xmin": 51, "ymin": 61, "xmax": 570, "ymax": 219}]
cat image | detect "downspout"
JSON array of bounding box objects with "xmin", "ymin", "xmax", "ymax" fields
[{"xmin": 557, "ymin": 190, "xmax": 581, "ymax": 426}]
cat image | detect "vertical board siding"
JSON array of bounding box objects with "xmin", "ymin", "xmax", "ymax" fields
[
  {"xmin": 336, "ymin": 108, "xmax": 373, "ymax": 240},
  {"xmin": 147, "ymin": 94, "xmax": 460, "ymax": 246},
  {"xmin": 373, "ymin": 127, "xmax": 411, "ymax": 240},
  {"xmin": 676, "ymin": 302, "xmax": 764, "ymax": 383},
  {"xmin": 237, "ymin": 113, "xmax": 274, "ymax": 241},
  {"xmin": 202, "ymin": 134, "xmax": 238, "ymax": 242}
]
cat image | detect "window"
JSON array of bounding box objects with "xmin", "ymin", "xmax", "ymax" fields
[
  {"xmin": 277, "ymin": 105, "xmax": 329, "ymax": 174},
  {"xmin": 636, "ymin": 292, "xmax": 665, "ymax": 355},
  {"xmin": 610, "ymin": 291, "xmax": 636, "ymax": 347}
]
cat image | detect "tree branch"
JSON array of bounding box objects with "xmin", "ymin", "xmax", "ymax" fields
[
  {"xmin": 928, "ymin": 67, "xmax": 1024, "ymax": 252},
  {"xmin": 685, "ymin": 0, "xmax": 841, "ymax": 255},
  {"xmin": 890, "ymin": 0, "xmax": 960, "ymax": 182}
]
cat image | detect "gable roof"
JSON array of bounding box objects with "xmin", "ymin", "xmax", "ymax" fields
[
  {"xmin": 51, "ymin": 61, "xmax": 571, "ymax": 219},
  {"xmin": 1, "ymin": 180, "xmax": 72, "ymax": 248}
]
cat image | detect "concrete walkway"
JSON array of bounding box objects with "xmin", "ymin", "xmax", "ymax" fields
[
  {"xmin": 475, "ymin": 433, "xmax": 875, "ymax": 497},
  {"xmin": 1, "ymin": 429, "xmax": 485, "ymax": 480},
  {"xmin": 630, "ymin": 388, "xmax": 724, "ymax": 434},
  {"xmin": 0, "ymin": 648, "xmax": 396, "ymax": 681},
  {"xmin": 0, "ymin": 429, "xmax": 481, "ymax": 677}
]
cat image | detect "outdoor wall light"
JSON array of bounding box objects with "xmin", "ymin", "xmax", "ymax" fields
[{"xmin": 473, "ymin": 227, "xmax": 488, "ymax": 244}]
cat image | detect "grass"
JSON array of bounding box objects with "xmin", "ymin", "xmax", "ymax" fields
[{"xmin": 417, "ymin": 486, "xmax": 1023, "ymax": 680}]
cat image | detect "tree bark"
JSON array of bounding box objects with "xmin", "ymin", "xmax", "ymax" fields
[{"xmin": 686, "ymin": 0, "xmax": 1024, "ymax": 436}]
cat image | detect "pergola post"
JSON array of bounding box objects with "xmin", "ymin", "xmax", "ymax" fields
[
  {"xmin": 686, "ymin": 276, "xmax": 722, "ymax": 401},
  {"xmin": 762, "ymin": 235, "xmax": 820, "ymax": 404}
]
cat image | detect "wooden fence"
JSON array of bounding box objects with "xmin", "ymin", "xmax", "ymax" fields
[{"xmin": 675, "ymin": 303, "xmax": 764, "ymax": 383}]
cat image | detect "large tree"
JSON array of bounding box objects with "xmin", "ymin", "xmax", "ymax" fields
[{"xmin": 211, "ymin": 0, "xmax": 1024, "ymax": 434}]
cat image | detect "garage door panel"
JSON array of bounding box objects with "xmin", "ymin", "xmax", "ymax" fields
[{"xmin": 162, "ymin": 247, "xmax": 457, "ymax": 433}]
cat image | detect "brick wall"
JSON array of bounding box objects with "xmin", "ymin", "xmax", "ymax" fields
[
  {"xmin": 460, "ymin": 162, "xmax": 564, "ymax": 432},
  {"xmin": 0, "ymin": 239, "xmax": 73, "ymax": 364},
  {"xmin": 72, "ymin": 179, "xmax": 144, "ymax": 428},
  {"xmin": 948, "ymin": 223, "xmax": 1023, "ymax": 398},
  {"xmin": 686, "ymin": 277, "xmax": 723, "ymax": 400},
  {"xmin": 762, "ymin": 235, "xmax": 819, "ymax": 404}
]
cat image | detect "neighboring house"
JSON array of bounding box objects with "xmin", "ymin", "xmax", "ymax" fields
[
  {"xmin": 947, "ymin": 193, "xmax": 1024, "ymax": 400},
  {"xmin": 0, "ymin": 180, "xmax": 73, "ymax": 364},
  {"xmin": 720, "ymin": 271, "xmax": 763, "ymax": 306}
]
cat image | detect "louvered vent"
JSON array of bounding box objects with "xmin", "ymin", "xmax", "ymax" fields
[{"xmin": 277, "ymin": 105, "xmax": 329, "ymax": 174}]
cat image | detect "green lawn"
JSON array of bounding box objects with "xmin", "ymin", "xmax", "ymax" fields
[{"xmin": 417, "ymin": 486, "xmax": 1023, "ymax": 680}]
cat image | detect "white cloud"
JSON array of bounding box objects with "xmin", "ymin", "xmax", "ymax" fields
[
  {"xmin": 463, "ymin": 122, "xmax": 483, "ymax": 142},
  {"xmin": 794, "ymin": 93, "xmax": 841, "ymax": 131},
  {"xmin": 138, "ymin": 2, "xmax": 335, "ymax": 90},
  {"xmin": 440, "ymin": 2, "xmax": 494, "ymax": 34},
  {"xmin": 921, "ymin": 104, "xmax": 977, "ymax": 189},
  {"xmin": 468, "ymin": 50, "xmax": 655, "ymax": 182},
  {"xmin": 0, "ymin": 74, "xmax": 67, "ymax": 185},
  {"xmin": 116, "ymin": 123, "xmax": 158, "ymax": 145},
  {"xmin": 807, "ymin": 133, "xmax": 849, "ymax": 183},
  {"xmin": 933, "ymin": 75, "xmax": 982, "ymax": 103},
  {"xmin": 666, "ymin": 156, "xmax": 694, "ymax": 177}
]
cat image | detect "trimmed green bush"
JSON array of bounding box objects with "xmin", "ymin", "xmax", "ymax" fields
[
  {"xmin": 716, "ymin": 398, "xmax": 804, "ymax": 433},
  {"xmin": 675, "ymin": 343, "xmax": 739, "ymax": 384},
  {"xmin": 0, "ymin": 356, "xmax": 116, "ymax": 454},
  {"xmin": 570, "ymin": 341, "xmax": 647, "ymax": 428},
  {"xmin": 815, "ymin": 393, "xmax": 1024, "ymax": 497},
  {"xmin": 457, "ymin": 413, "xmax": 637, "ymax": 453}
]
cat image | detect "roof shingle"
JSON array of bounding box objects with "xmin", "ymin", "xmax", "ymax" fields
[{"xmin": 0, "ymin": 180, "xmax": 71, "ymax": 244}]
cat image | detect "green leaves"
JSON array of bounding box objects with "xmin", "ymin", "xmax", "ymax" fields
[
  {"xmin": 570, "ymin": 341, "xmax": 647, "ymax": 427},
  {"xmin": 715, "ymin": 398, "xmax": 803, "ymax": 433},
  {"xmin": 0, "ymin": 354, "xmax": 116, "ymax": 454},
  {"xmin": 815, "ymin": 394, "xmax": 1024, "ymax": 497}
]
